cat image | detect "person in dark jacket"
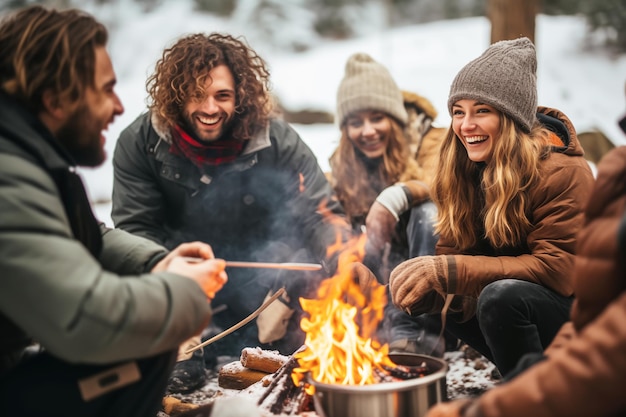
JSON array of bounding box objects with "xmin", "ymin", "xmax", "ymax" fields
[
  {"xmin": 111, "ymin": 32, "xmax": 352, "ymax": 393},
  {"xmin": 424, "ymin": 98, "xmax": 626, "ymax": 417},
  {"xmin": 0, "ymin": 6, "xmax": 228, "ymax": 417},
  {"xmin": 389, "ymin": 37, "xmax": 595, "ymax": 376}
]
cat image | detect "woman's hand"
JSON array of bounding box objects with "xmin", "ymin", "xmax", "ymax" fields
[{"xmin": 389, "ymin": 255, "xmax": 449, "ymax": 315}]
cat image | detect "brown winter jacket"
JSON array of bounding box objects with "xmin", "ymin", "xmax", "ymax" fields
[
  {"xmin": 463, "ymin": 145, "xmax": 626, "ymax": 417},
  {"xmin": 436, "ymin": 107, "xmax": 595, "ymax": 299},
  {"xmin": 402, "ymin": 90, "xmax": 446, "ymax": 188}
]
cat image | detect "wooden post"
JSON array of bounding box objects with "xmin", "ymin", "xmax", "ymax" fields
[{"xmin": 488, "ymin": 0, "xmax": 540, "ymax": 44}]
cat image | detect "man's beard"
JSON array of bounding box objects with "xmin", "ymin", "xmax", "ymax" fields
[
  {"xmin": 182, "ymin": 111, "xmax": 234, "ymax": 143},
  {"xmin": 56, "ymin": 103, "xmax": 106, "ymax": 167}
]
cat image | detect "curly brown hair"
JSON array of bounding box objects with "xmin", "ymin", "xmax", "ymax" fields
[
  {"xmin": 0, "ymin": 5, "xmax": 107, "ymax": 112},
  {"xmin": 147, "ymin": 33, "xmax": 273, "ymax": 141}
]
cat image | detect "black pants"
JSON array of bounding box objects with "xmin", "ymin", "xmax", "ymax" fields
[
  {"xmin": 428, "ymin": 279, "xmax": 573, "ymax": 375},
  {"xmin": 0, "ymin": 350, "xmax": 176, "ymax": 417}
]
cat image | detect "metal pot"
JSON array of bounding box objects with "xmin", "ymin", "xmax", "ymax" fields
[{"xmin": 310, "ymin": 353, "xmax": 447, "ymax": 417}]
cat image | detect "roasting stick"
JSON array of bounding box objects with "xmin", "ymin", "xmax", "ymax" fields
[
  {"xmin": 183, "ymin": 287, "xmax": 286, "ymax": 355},
  {"xmin": 429, "ymin": 293, "xmax": 455, "ymax": 356},
  {"xmin": 182, "ymin": 257, "xmax": 322, "ymax": 271},
  {"xmin": 225, "ymin": 260, "xmax": 322, "ymax": 271}
]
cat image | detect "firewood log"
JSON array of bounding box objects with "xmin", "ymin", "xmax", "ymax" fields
[
  {"xmin": 256, "ymin": 347, "xmax": 311, "ymax": 415},
  {"xmin": 162, "ymin": 396, "xmax": 199, "ymax": 415},
  {"xmin": 240, "ymin": 347, "xmax": 289, "ymax": 374},
  {"xmin": 218, "ymin": 361, "xmax": 270, "ymax": 390}
]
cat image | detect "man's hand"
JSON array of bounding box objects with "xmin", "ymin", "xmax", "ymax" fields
[
  {"xmin": 168, "ymin": 257, "xmax": 227, "ymax": 300},
  {"xmin": 365, "ymin": 201, "xmax": 398, "ymax": 256},
  {"xmin": 152, "ymin": 241, "xmax": 227, "ymax": 299},
  {"xmin": 151, "ymin": 241, "xmax": 215, "ymax": 272},
  {"xmin": 389, "ymin": 255, "xmax": 449, "ymax": 315}
]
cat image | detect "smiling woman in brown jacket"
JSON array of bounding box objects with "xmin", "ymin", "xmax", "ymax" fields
[
  {"xmin": 389, "ymin": 38, "xmax": 595, "ymax": 376},
  {"xmin": 426, "ymin": 144, "xmax": 626, "ymax": 417}
]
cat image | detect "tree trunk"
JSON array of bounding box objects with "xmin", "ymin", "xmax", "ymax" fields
[{"xmin": 488, "ymin": 0, "xmax": 539, "ymax": 44}]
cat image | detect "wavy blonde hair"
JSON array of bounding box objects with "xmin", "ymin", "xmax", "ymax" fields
[
  {"xmin": 432, "ymin": 115, "xmax": 552, "ymax": 250},
  {"xmin": 330, "ymin": 116, "xmax": 423, "ymax": 221},
  {"xmin": 147, "ymin": 33, "xmax": 272, "ymax": 141}
]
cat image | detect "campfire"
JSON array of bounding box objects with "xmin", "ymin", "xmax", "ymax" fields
[
  {"xmin": 291, "ymin": 233, "xmax": 397, "ymax": 390},
  {"xmin": 202, "ymin": 207, "xmax": 447, "ymax": 417}
]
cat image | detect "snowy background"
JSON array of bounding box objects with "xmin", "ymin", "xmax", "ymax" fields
[{"xmin": 59, "ymin": 0, "xmax": 626, "ymax": 225}]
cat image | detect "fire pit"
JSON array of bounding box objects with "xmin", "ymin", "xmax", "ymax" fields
[
  {"xmin": 310, "ymin": 352, "xmax": 447, "ymax": 417},
  {"xmin": 289, "ymin": 232, "xmax": 447, "ymax": 417}
]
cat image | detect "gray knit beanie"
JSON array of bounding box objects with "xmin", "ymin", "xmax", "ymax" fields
[
  {"xmin": 447, "ymin": 37, "xmax": 538, "ymax": 132},
  {"xmin": 336, "ymin": 52, "xmax": 408, "ymax": 127}
]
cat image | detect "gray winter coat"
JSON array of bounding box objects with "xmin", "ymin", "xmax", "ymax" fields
[{"xmin": 0, "ymin": 93, "xmax": 211, "ymax": 376}]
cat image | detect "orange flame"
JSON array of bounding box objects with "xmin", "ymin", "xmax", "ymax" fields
[{"xmin": 292, "ymin": 231, "xmax": 394, "ymax": 393}]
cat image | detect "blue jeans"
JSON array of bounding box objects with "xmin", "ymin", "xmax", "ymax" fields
[
  {"xmin": 407, "ymin": 201, "xmax": 439, "ymax": 258},
  {"xmin": 427, "ymin": 279, "xmax": 573, "ymax": 375}
]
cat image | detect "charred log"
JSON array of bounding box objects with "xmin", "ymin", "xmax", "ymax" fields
[{"xmin": 382, "ymin": 361, "xmax": 430, "ymax": 380}]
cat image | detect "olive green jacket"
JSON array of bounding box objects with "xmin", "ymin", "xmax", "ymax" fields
[{"xmin": 0, "ymin": 93, "xmax": 211, "ymax": 375}]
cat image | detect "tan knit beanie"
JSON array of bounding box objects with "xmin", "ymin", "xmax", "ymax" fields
[
  {"xmin": 447, "ymin": 37, "xmax": 538, "ymax": 132},
  {"xmin": 336, "ymin": 52, "xmax": 408, "ymax": 127}
]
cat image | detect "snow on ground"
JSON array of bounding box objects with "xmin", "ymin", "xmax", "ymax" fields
[{"xmin": 159, "ymin": 344, "xmax": 498, "ymax": 416}]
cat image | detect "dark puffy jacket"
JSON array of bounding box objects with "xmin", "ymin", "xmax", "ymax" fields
[{"xmin": 112, "ymin": 112, "xmax": 349, "ymax": 325}]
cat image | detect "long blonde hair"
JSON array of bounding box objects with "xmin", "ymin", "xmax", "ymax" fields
[
  {"xmin": 432, "ymin": 115, "xmax": 552, "ymax": 250},
  {"xmin": 330, "ymin": 117, "xmax": 423, "ymax": 221}
]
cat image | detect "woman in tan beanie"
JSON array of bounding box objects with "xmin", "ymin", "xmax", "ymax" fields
[
  {"xmin": 329, "ymin": 52, "xmax": 450, "ymax": 353},
  {"xmin": 389, "ymin": 38, "xmax": 595, "ymax": 376}
]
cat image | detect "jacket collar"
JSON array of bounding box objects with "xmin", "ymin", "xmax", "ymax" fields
[
  {"xmin": 150, "ymin": 111, "xmax": 271, "ymax": 157},
  {"xmin": 537, "ymin": 106, "xmax": 585, "ymax": 157},
  {"xmin": 0, "ymin": 92, "xmax": 75, "ymax": 171}
]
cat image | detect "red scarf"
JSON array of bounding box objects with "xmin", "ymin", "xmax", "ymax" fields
[{"xmin": 169, "ymin": 124, "xmax": 245, "ymax": 167}]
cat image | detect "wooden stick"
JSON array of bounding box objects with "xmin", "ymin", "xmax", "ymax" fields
[
  {"xmin": 182, "ymin": 257, "xmax": 322, "ymax": 271},
  {"xmin": 183, "ymin": 287, "xmax": 286, "ymax": 355},
  {"xmin": 428, "ymin": 293, "xmax": 455, "ymax": 356},
  {"xmin": 225, "ymin": 260, "xmax": 322, "ymax": 271}
]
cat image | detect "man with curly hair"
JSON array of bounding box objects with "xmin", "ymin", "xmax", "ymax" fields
[{"xmin": 111, "ymin": 33, "xmax": 351, "ymax": 393}]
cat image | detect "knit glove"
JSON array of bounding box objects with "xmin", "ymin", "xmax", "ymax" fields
[
  {"xmin": 390, "ymin": 255, "xmax": 478, "ymax": 322},
  {"xmin": 365, "ymin": 200, "xmax": 399, "ymax": 256},
  {"xmin": 348, "ymin": 262, "xmax": 385, "ymax": 339},
  {"xmin": 257, "ymin": 289, "xmax": 294, "ymax": 344},
  {"xmin": 389, "ymin": 255, "xmax": 450, "ymax": 316},
  {"xmin": 349, "ymin": 262, "xmax": 380, "ymax": 298}
]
